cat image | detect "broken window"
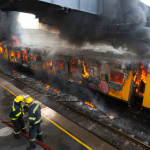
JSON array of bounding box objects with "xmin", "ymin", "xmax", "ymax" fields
[
  {"xmin": 16, "ymin": 52, "xmax": 20, "ymax": 58},
  {"xmin": 30, "ymin": 54, "xmax": 34, "ymax": 61},
  {"xmin": 110, "ymin": 71, "xmax": 124, "ymax": 84},
  {"xmin": 10, "ymin": 51, "xmax": 15, "ymax": 59},
  {"xmin": 47, "ymin": 59, "xmax": 52, "ymax": 67}
]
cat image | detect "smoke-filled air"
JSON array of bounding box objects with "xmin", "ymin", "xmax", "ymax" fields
[
  {"xmin": 43, "ymin": 0, "xmax": 150, "ymax": 56},
  {"xmin": 1, "ymin": 0, "xmax": 150, "ymax": 56}
]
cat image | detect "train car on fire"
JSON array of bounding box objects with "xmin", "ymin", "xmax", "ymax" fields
[{"xmin": 0, "ymin": 41, "xmax": 150, "ymax": 110}]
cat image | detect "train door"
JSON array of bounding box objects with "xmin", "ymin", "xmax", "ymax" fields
[
  {"xmin": 56, "ymin": 57, "xmax": 69, "ymax": 79},
  {"xmin": 69, "ymin": 58, "xmax": 82, "ymax": 82},
  {"xmin": 29, "ymin": 54, "xmax": 37, "ymax": 69},
  {"xmin": 2, "ymin": 45, "xmax": 9, "ymax": 61}
]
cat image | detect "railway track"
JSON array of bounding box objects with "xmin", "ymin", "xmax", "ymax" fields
[{"xmin": 0, "ymin": 69, "xmax": 149, "ymax": 150}]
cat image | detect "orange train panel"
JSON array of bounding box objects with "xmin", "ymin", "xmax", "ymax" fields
[
  {"xmin": 142, "ymin": 73, "xmax": 150, "ymax": 108},
  {"xmin": 2, "ymin": 48, "xmax": 8, "ymax": 61}
]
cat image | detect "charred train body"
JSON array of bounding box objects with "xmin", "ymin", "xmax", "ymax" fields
[{"xmin": 0, "ymin": 43, "xmax": 150, "ymax": 109}]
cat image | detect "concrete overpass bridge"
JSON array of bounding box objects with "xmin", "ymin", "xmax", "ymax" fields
[
  {"xmin": 0, "ymin": 0, "xmax": 109, "ymax": 23},
  {"xmin": 0, "ymin": 0, "xmax": 103, "ymax": 15}
]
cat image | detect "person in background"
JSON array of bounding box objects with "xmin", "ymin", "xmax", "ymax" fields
[
  {"xmin": 9, "ymin": 95, "xmax": 28, "ymax": 139},
  {"xmin": 25, "ymin": 97, "xmax": 43, "ymax": 150}
]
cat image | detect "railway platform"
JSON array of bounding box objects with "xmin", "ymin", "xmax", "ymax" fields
[{"xmin": 0, "ymin": 74, "xmax": 117, "ymax": 150}]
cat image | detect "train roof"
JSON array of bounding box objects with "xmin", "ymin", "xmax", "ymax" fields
[{"xmin": 11, "ymin": 44, "xmax": 149, "ymax": 64}]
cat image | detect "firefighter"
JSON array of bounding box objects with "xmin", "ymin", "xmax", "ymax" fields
[
  {"xmin": 9, "ymin": 96, "xmax": 28, "ymax": 139},
  {"xmin": 25, "ymin": 97, "xmax": 43, "ymax": 150}
]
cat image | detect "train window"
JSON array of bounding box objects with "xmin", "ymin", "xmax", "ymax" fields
[
  {"xmin": 57, "ymin": 60, "xmax": 64, "ymax": 69},
  {"xmin": 16, "ymin": 52, "xmax": 19, "ymax": 58},
  {"xmin": 37, "ymin": 56, "xmax": 42, "ymax": 62},
  {"xmin": 4, "ymin": 49, "xmax": 7, "ymax": 55},
  {"xmin": 22, "ymin": 51, "xmax": 27, "ymax": 64},
  {"xmin": 30, "ymin": 55, "xmax": 34, "ymax": 61},
  {"xmin": 47, "ymin": 59, "xmax": 52, "ymax": 66},
  {"xmin": 110, "ymin": 71, "xmax": 124, "ymax": 84}
]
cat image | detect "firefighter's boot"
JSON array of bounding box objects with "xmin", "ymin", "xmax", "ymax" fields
[{"xmin": 27, "ymin": 145, "xmax": 36, "ymax": 150}]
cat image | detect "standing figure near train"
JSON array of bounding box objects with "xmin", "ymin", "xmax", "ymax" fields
[
  {"xmin": 25, "ymin": 97, "xmax": 43, "ymax": 150},
  {"xmin": 9, "ymin": 96, "xmax": 28, "ymax": 139}
]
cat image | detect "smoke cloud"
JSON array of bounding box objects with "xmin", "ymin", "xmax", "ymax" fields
[
  {"xmin": 0, "ymin": 11, "xmax": 21, "ymax": 40},
  {"xmin": 43, "ymin": 0, "xmax": 150, "ymax": 56}
]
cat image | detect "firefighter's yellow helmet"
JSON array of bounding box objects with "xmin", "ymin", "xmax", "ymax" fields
[
  {"xmin": 25, "ymin": 97, "xmax": 34, "ymax": 104},
  {"xmin": 14, "ymin": 96, "xmax": 24, "ymax": 102}
]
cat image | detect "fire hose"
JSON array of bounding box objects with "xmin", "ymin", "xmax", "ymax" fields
[{"xmin": 0, "ymin": 117, "xmax": 53, "ymax": 150}]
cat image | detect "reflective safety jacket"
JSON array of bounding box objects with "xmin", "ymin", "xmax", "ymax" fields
[
  {"xmin": 9, "ymin": 102, "xmax": 25, "ymax": 120},
  {"xmin": 28, "ymin": 103, "xmax": 42, "ymax": 128}
]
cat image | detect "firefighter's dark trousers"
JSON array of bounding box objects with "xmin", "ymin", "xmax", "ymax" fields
[
  {"xmin": 11, "ymin": 117, "xmax": 26, "ymax": 138},
  {"xmin": 29, "ymin": 123, "xmax": 43, "ymax": 146}
]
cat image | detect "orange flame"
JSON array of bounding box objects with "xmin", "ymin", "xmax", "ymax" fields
[
  {"xmin": 45, "ymin": 84, "xmax": 50, "ymax": 88},
  {"xmin": 13, "ymin": 71, "xmax": 16, "ymax": 74},
  {"xmin": 40, "ymin": 81, "xmax": 42, "ymax": 83},
  {"xmin": 141, "ymin": 64, "xmax": 147, "ymax": 83},
  {"xmin": 47, "ymin": 59, "xmax": 52, "ymax": 66},
  {"xmin": 82, "ymin": 57, "xmax": 89, "ymax": 78},
  {"xmin": 12, "ymin": 35, "xmax": 20, "ymax": 45},
  {"xmin": 78, "ymin": 81, "xmax": 82, "ymax": 83},
  {"xmin": 106, "ymin": 114, "xmax": 115, "ymax": 119},
  {"xmin": 85, "ymin": 101, "xmax": 94, "ymax": 108},
  {"xmin": 133, "ymin": 63, "xmax": 147, "ymax": 94},
  {"xmin": 54, "ymin": 89, "xmax": 60, "ymax": 93}
]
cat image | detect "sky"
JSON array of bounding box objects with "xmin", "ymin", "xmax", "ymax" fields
[
  {"xmin": 140, "ymin": 0, "xmax": 150, "ymax": 6},
  {"xmin": 17, "ymin": 12, "xmax": 39, "ymax": 29}
]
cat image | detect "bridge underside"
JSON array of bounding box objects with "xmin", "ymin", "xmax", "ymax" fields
[{"xmin": 0, "ymin": 0, "xmax": 104, "ymax": 27}]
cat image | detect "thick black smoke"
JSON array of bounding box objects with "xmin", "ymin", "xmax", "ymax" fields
[
  {"xmin": 0, "ymin": 11, "xmax": 21, "ymax": 40},
  {"xmin": 45, "ymin": 0, "xmax": 150, "ymax": 56}
]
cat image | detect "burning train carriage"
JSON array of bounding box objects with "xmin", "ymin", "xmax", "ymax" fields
[
  {"xmin": 2, "ymin": 43, "xmax": 150, "ymax": 109},
  {"xmin": 11, "ymin": 45, "xmax": 29, "ymax": 66}
]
